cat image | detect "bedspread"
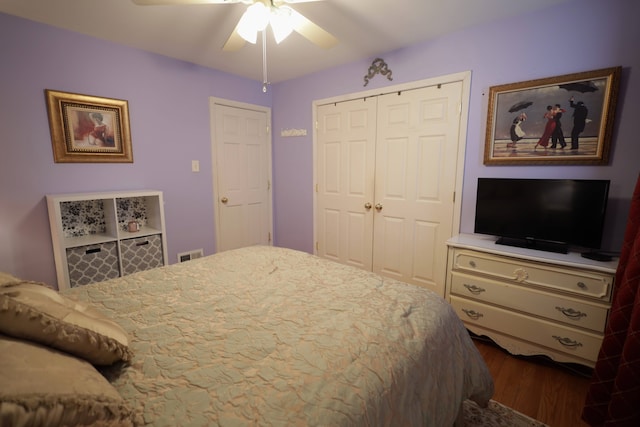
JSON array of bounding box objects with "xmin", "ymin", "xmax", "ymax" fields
[{"xmin": 64, "ymin": 246, "xmax": 493, "ymax": 426}]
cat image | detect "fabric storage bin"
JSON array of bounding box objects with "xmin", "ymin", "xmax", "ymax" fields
[
  {"xmin": 120, "ymin": 234, "xmax": 164, "ymax": 276},
  {"xmin": 66, "ymin": 242, "xmax": 120, "ymax": 288}
]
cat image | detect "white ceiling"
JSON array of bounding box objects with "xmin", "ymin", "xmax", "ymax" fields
[{"xmin": 0, "ymin": 0, "xmax": 572, "ymax": 83}]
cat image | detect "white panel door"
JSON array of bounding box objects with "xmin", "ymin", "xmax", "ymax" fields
[
  {"xmin": 212, "ymin": 101, "xmax": 272, "ymax": 252},
  {"xmin": 316, "ymin": 98, "xmax": 377, "ymax": 269},
  {"xmin": 372, "ymin": 82, "xmax": 463, "ymax": 293}
]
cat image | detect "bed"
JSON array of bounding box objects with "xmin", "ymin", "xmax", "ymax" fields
[{"xmin": 1, "ymin": 246, "xmax": 493, "ymax": 426}]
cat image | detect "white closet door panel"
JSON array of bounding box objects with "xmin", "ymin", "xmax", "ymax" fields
[
  {"xmin": 315, "ymin": 78, "xmax": 465, "ymax": 296},
  {"xmin": 323, "ymin": 142, "xmax": 341, "ymax": 193},
  {"xmin": 381, "ymin": 137, "xmax": 409, "ymax": 198},
  {"xmin": 373, "ymin": 82, "xmax": 463, "ymax": 294},
  {"xmin": 411, "ymin": 220, "xmax": 438, "ymax": 286},
  {"xmin": 321, "ymin": 208, "xmax": 340, "ymax": 259},
  {"xmin": 316, "ymin": 99, "xmax": 377, "ymax": 269},
  {"xmin": 376, "ymin": 215, "xmax": 406, "ymax": 278},
  {"xmin": 346, "ymin": 211, "xmax": 369, "ymax": 268},
  {"xmin": 348, "ymin": 141, "xmax": 368, "ymax": 196},
  {"xmin": 416, "ymin": 136, "xmax": 443, "ymax": 200}
]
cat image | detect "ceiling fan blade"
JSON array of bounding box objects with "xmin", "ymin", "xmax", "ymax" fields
[
  {"xmin": 289, "ymin": 8, "xmax": 337, "ymax": 49},
  {"xmin": 132, "ymin": 0, "xmax": 249, "ymax": 5},
  {"xmin": 223, "ymin": 25, "xmax": 248, "ymax": 52}
]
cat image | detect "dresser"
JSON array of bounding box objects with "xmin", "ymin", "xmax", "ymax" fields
[
  {"xmin": 445, "ymin": 234, "xmax": 617, "ymax": 367},
  {"xmin": 47, "ymin": 190, "xmax": 168, "ymax": 290}
]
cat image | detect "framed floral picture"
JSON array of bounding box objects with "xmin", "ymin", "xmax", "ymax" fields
[
  {"xmin": 483, "ymin": 66, "xmax": 621, "ymax": 165},
  {"xmin": 45, "ymin": 89, "xmax": 133, "ymax": 163}
]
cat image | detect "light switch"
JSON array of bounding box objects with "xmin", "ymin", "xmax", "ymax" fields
[{"xmin": 192, "ymin": 160, "xmax": 200, "ymax": 172}]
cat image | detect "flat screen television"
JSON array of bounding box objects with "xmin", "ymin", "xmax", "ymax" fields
[{"xmin": 474, "ymin": 178, "xmax": 610, "ymax": 254}]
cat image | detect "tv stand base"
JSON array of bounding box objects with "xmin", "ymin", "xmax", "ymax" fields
[{"xmin": 496, "ymin": 236, "xmax": 568, "ymax": 254}]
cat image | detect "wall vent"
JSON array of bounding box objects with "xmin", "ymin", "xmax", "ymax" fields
[{"xmin": 177, "ymin": 249, "xmax": 204, "ymax": 263}]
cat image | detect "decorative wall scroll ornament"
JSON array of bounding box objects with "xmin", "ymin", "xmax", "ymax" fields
[{"xmin": 363, "ymin": 58, "xmax": 393, "ymax": 86}]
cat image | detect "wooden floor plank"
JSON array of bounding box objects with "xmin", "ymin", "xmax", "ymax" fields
[
  {"xmin": 471, "ymin": 336, "xmax": 592, "ymax": 427},
  {"xmin": 511, "ymin": 357, "xmax": 542, "ymax": 418}
]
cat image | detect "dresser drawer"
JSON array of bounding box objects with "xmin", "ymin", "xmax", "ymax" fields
[
  {"xmin": 450, "ymin": 295, "xmax": 603, "ymax": 362},
  {"xmin": 451, "ymin": 249, "xmax": 612, "ymax": 300},
  {"xmin": 450, "ymin": 271, "xmax": 609, "ymax": 332}
]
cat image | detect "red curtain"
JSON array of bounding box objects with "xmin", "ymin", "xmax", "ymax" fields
[{"xmin": 583, "ymin": 174, "xmax": 640, "ymax": 426}]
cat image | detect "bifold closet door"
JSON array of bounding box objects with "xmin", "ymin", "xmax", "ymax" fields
[
  {"xmin": 316, "ymin": 81, "xmax": 463, "ymax": 295},
  {"xmin": 372, "ymin": 82, "xmax": 463, "ymax": 292},
  {"xmin": 316, "ymin": 98, "xmax": 377, "ymax": 270}
]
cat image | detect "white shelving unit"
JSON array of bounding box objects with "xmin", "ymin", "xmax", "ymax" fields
[
  {"xmin": 445, "ymin": 233, "xmax": 617, "ymax": 367},
  {"xmin": 46, "ymin": 190, "xmax": 168, "ymax": 290}
]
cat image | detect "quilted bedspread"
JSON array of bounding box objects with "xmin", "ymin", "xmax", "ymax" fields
[{"xmin": 64, "ymin": 246, "xmax": 493, "ymax": 426}]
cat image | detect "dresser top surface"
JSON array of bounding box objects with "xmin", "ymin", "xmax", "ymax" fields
[{"xmin": 448, "ymin": 234, "xmax": 618, "ymax": 274}]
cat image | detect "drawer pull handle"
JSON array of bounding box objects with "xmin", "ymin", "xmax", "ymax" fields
[
  {"xmin": 552, "ymin": 335, "xmax": 583, "ymax": 348},
  {"xmin": 85, "ymin": 248, "xmax": 101, "ymax": 254},
  {"xmin": 468, "ymin": 260, "xmax": 476, "ymax": 268},
  {"xmin": 136, "ymin": 241, "xmax": 150, "ymax": 247},
  {"xmin": 463, "ymin": 284, "xmax": 486, "ymax": 295},
  {"xmin": 577, "ymin": 281, "xmax": 587, "ymax": 290},
  {"xmin": 555, "ymin": 306, "xmax": 587, "ymax": 319},
  {"xmin": 461, "ymin": 309, "xmax": 484, "ymax": 320}
]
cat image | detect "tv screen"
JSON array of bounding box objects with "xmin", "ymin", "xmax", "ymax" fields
[{"xmin": 474, "ymin": 178, "xmax": 610, "ymax": 253}]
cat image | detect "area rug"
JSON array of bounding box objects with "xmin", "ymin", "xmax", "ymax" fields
[{"xmin": 462, "ymin": 399, "xmax": 549, "ymax": 427}]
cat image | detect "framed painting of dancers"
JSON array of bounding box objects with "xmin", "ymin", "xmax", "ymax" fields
[
  {"xmin": 483, "ymin": 66, "xmax": 621, "ymax": 165},
  {"xmin": 45, "ymin": 90, "xmax": 133, "ymax": 163}
]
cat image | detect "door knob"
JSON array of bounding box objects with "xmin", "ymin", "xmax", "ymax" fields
[
  {"xmin": 364, "ymin": 202, "xmax": 372, "ymax": 210},
  {"xmin": 221, "ymin": 197, "xmax": 228, "ymax": 204},
  {"xmin": 375, "ymin": 203, "xmax": 383, "ymax": 211}
]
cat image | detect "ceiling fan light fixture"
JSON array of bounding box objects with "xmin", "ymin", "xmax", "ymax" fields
[
  {"xmin": 270, "ymin": 6, "xmax": 294, "ymax": 44},
  {"xmin": 237, "ymin": 2, "xmax": 270, "ymax": 44}
]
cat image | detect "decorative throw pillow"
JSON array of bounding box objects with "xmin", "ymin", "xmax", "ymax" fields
[
  {"xmin": 0, "ymin": 281, "xmax": 132, "ymax": 365},
  {"xmin": 0, "ymin": 271, "xmax": 20, "ymax": 287},
  {"xmin": 0, "ymin": 334, "xmax": 140, "ymax": 427}
]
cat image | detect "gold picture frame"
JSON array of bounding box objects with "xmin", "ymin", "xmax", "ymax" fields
[
  {"xmin": 484, "ymin": 67, "xmax": 621, "ymax": 165},
  {"xmin": 45, "ymin": 89, "xmax": 133, "ymax": 163}
]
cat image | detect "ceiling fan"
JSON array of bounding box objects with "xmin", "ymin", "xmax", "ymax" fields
[{"xmin": 132, "ymin": 0, "xmax": 338, "ymax": 52}]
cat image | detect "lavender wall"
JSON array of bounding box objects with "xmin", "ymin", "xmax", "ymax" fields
[
  {"xmin": 271, "ymin": 0, "xmax": 640, "ymax": 255},
  {"xmin": 1, "ymin": 0, "xmax": 638, "ymax": 289},
  {"xmin": 0, "ymin": 13, "xmax": 271, "ymax": 286}
]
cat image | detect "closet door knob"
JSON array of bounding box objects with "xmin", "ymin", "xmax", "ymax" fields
[
  {"xmin": 375, "ymin": 203, "xmax": 383, "ymax": 211},
  {"xmin": 221, "ymin": 197, "xmax": 228, "ymax": 204},
  {"xmin": 364, "ymin": 202, "xmax": 372, "ymax": 210}
]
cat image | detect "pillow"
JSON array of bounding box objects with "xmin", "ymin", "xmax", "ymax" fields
[
  {"xmin": 0, "ymin": 271, "xmax": 20, "ymax": 287},
  {"xmin": 0, "ymin": 334, "xmax": 140, "ymax": 427},
  {"xmin": 0, "ymin": 281, "xmax": 132, "ymax": 365}
]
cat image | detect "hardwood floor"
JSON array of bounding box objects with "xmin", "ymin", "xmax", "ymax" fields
[{"xmin": 472, "ymin": 336, "xmax": 593, "ymax": 427}]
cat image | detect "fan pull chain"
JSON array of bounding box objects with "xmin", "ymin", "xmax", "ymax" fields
[{"xmin": 262, "ymin": 30, "xmax": 268, "ymax": 93}]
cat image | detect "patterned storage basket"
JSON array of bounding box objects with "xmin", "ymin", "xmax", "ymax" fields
[
  {"xmin": 66, "ymin": 242, "xmax": 120, "ymax": 287},
  {"xmin": 120, "ymin": 234, "xmax": 164, "ymax": 276}
]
